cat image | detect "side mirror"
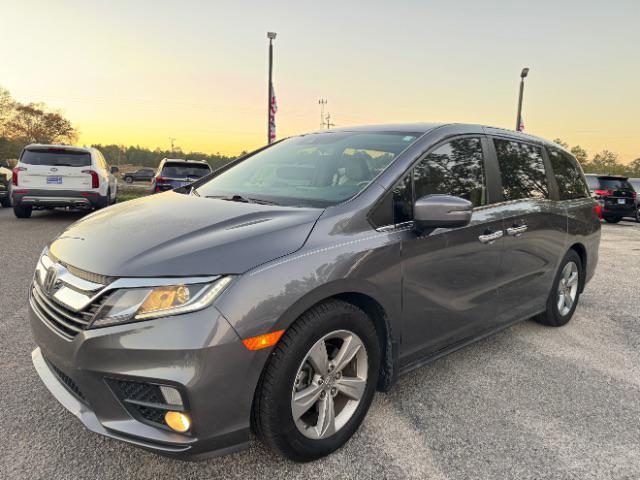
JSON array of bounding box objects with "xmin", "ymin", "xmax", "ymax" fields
[
  {"xmin": 110, "ymin": 166, "xmax": 119, "ymax": 174},
  {"xmin": 413, "ymin": 194, "xmax": 473, "ymax": 231}
]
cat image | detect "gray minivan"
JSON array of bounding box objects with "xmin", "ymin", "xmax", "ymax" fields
[{"xmin": 29, "ymin": 123, "xmax": 600, "ymax": 461}]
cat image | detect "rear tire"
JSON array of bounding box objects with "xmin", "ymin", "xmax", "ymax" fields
[
  {"xmin": 13, "ymin": 205, "xmax": 32, "ymax": 218},
  {"xmin": 253, "ymin": 299, "xmax": 380, "ymax": 462},
  {"xmin": 604, "ymin": 216, "xmax": 621, "ymax": 223},
  {"xmin": 534, "ymin": 250, "xmax": 582, "ymax": 327}
]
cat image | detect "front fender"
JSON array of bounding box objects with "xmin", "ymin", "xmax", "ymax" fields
[{"xmin": 214, "ymin": 228, "xmax": 403, "ymax": 345}]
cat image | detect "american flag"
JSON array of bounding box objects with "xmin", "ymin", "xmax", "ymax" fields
[{"xmin": 269, "ymin": 86, "xmax": 278, "ymax": 143}]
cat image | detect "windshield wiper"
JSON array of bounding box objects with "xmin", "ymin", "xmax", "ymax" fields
[{"xmin": 206, "ymin": 194, "xmax": 279, "ymax": 205}]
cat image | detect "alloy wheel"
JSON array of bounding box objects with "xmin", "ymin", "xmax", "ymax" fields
[
  {"xmin": 291, "ymin": 330, "xmax": 368, "ymax": 440},
  {"xmin": 557, "ymin": 261, "xmax": 579, "ymax": 316}
]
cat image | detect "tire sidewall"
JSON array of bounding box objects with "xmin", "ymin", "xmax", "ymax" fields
[
  {"xmin": 266, "ymin": 304, "xmax": 380, "ymax": 460},
  {"xmin": 548, "ymin": 250, "xmax": 583, "ymax": 325}
]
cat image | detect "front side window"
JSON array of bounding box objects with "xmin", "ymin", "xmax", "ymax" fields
[
  {"xmin": 548, "ymin": 148, "xmax": 590, "ymax": 200},
  {"xmin": 413, "ymin": 137, "xmax": 486, "ymax": 207},
  {"xmin": 494, "ymin": 139, "xmax": 548, "ymax": 200}
]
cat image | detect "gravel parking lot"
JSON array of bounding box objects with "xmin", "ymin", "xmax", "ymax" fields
[{"xmin": 1, "ymin": 207, "xmax": 638, "ymax": 480}]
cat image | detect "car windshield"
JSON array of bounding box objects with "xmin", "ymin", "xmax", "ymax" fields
[
  {"xmin": 161, "ymin": 163, "xmax": 211, "ymax": 178},
  {"xmin": 598, "ymin": 178, "xmax": 632, "ymax": 190},
  {"xmin": 194, "ymin": 131, "xmax": 420, "ymax": 207},
  {"xmin": 21, "ymin": 149, "xmax": 91, "ymax": 167}
]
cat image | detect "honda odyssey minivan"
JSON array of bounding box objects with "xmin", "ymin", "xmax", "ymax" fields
[{"xmin": 29, "ymin": 123, "xmax": 600, "ymax": 462}]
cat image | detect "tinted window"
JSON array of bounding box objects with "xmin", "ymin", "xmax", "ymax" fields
[
  {"xmin": 548, "ymin": 148, "xmax": 590, "ymax": 200},
  {"xmin": 598, "ymin": 178, "xmax": 633, "ymax": 190},
  {"xmin": 414, "ymin": 137, "xmax": 486, "ymax": 207},
  {"xmin": 585, "ymin": 175, "xmax": 598, "ymax": 190},
  {"xmin": 162, "ymin": 163, "xmax": 211, "ymax": 178},
  {"xmin": 21, "ymin": 149, "xmax": 91, "ymax": 167},
  {"xmin": 370, "ymin": 174, "xmax": 413, "ymax": 228},
  {"xmin": 195, "ymin": 132, "xmax": 419, "ymax": 207},
  {"xmin": 494, "ymin": 139, "xmax": 548, "ymax": 200}
]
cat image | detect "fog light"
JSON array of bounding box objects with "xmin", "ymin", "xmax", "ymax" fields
[{"xmin": 164, "ymin": 411, "xmax": 191, "ymax": 433}]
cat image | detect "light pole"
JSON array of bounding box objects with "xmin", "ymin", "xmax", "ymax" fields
[
  {"xmin": 515, "ymin": 67, "xmax": 529, "ymax": 131},
  {"xmin": 267, "ymin": 32, "xmax": 277, "ymax": 144}
]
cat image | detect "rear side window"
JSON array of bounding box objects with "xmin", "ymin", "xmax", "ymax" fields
[
  {"xmin": 20, "ymin": 149, "xmax": 91, "ymax": 167},
  {"xmin": 414, "ymin": 137, "xmax": 486, "ymax": 207},
  {"xmin": 161, "ymin": 163, "xmax": 211, "ymax": 178},
  {"xmin": 494, "ymin": 139, "xmax": 548, "ymax": 200},
  {"xmin": 548, "ymin": 148, "xmax": 590, "ymax": 200},
  {"xmin": 585, "ymin": 175, "xmax": 598, "ymax": 191}
]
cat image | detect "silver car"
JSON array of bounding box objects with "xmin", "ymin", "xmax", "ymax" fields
[{"xmin": 30, "ymin": 123, "xmax": 600, "ymax": 461}]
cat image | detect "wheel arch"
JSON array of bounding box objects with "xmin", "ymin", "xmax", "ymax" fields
[{"xmin": 568, "ymin": 242, "xmax": 587, "ymax": 292}]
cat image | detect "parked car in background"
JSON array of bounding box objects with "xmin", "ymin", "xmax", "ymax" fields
[
  {"xmin": 0, "ymin": 166, "xmax": 10, "ymax": 207},
  {"xmin": 11, "ymin": 145, "xmax": 118, "ymax": 218},
  {"xmin": 629, "ymin": 178, "xmax": 640, "ymax": 222},
  {"xmin": 152, "ymin": 158, "xmax": 212, "ymax": 193},
  {"xmin": 29, "ymin": 123, "xmax": 600, "ymax": 462},
  {"xmin": 123, "ymin": 168, "xmax": 155, "ymax": 183},
  {"xmin": 586, "ymin": 175, "xmax": 636, "ymax": 223}
]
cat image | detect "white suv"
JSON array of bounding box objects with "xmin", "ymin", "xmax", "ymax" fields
[{"xmin": 11, "ymin": 144, "xmax": 118, "ymax": 218}]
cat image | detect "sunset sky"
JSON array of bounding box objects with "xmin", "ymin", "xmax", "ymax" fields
[{"xmin": 1, "ymin": 0, "xmax": 638, "ymax": 161}]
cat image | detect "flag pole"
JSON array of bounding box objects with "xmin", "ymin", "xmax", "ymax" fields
[{"xmin": 267, "ymin": 32, "xmax": 276, "ymax": 144}]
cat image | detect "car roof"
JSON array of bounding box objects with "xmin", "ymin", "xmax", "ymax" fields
[
  {"xmin": 309, "ymin": 122, "xmax": 569, "ymax": 152},
  {"xmin": 597, "ymin": 175, "xmax": 629, "ymax": 180},
  {"xmin": 24, "ymin": 144, "xmax": 94, "ymax": 154},
  {"xmin": 161, "ymin": 158, "xmax": 208, "ymax": 164}
]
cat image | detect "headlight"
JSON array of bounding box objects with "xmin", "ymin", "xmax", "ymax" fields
[{"xmin": 91, "ymin": 276, "xmax": 233, "ymax": 328}]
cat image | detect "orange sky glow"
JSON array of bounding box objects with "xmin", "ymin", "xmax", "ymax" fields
[{"xmin": 1, "ymin": 0, "xmax": 638, "ymax": 162}]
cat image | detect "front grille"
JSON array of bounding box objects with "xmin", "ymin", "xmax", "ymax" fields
[
  {"xmin": 30, "ymin": 282, "xmax": 103, "ymax": 339},
  {"xmin": 47, "ymin": 359, "xmax": 88, "ymax": 404}
]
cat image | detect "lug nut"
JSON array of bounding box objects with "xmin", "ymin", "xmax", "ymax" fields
[
  {"xmin": 331, "ymin": 387, "xmax": 337, "ymax": 396},
  {"xmin": 320, "ymin": 391, "xmax": 327, "ymax": 399},
  {"xmin": 318, "ymin": 378, "xmax": 324, "ymax": 385},
  {"xmin": 335, "ymin": 371, "xmax": 342, "ymax": 379}
]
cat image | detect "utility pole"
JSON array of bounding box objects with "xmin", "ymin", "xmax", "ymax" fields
[
  {"xmin": 319, "ymin": 99, "xmax": 327, "ymax": 129},
  {"xmin": 515, "ymin": 67, "xmax": 529, "ymax": 131},
  {"xmin": 267, "ymin": 32, "xmax": 277, "ymax": 144},
  {"xmin": 170, "ymin": 137, "xmax": 176, "ymax": 153}
]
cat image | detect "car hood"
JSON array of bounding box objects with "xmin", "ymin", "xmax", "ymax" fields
[{"xmin": 48, "ymin": 191, "xmax": 323, "ymax": 277}]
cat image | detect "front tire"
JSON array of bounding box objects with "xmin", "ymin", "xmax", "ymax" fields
[
  {"xmin": 534, "ymin": 250, "xmax": 582, "ymax": 327},
  {"xmin": 253, "ymin": 300, "xmax": 380, "ymax": 462},
  {"xmin": 13, "ymin": 205, "xmax": 32, "ymax": 218}
]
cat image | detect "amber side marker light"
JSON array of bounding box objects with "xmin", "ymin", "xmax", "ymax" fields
[
  {"xmin": 164, "ymin": 411, "xmax": 191, "ymax": 433},
  {"xmin": 242, "ymin": 330, "xmax": 285, "ymax": 351}
]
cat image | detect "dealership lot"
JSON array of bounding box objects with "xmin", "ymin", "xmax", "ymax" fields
[{"xmin": 0, "ymin": 207, "xmax": 638, "ymax": 480}]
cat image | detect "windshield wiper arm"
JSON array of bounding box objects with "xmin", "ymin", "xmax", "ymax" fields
[{"xmin": 206, "ymin": 194, "xmax": 279, "ymax": 205}]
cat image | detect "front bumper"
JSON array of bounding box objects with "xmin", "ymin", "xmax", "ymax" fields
[
  {"xmin": 13, "ymin": 189, "xmax": 107, "ymax": 209},
  {"xmin": 30, "ymin": 302, "xmax": 266, "ymax": 459}
]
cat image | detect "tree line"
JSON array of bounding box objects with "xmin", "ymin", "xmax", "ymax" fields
[
  {"xmin": 553, "ymin": 138, "xmax": 640, "ymax": 177},
  {"xmin": 0, "ymin": 86, "xmax": 239, "ymax": 169},
  {"xmin": 2, "ymin": 85, "xmax": 638, "ymax": 176}
]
